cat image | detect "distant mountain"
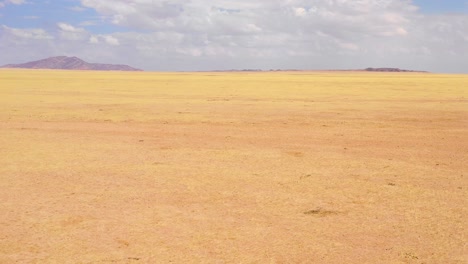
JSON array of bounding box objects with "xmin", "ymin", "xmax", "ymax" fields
[
  {"xmin": 364, "ymin": 67, "xmax": 426, "ymax": 73},
  {"xmin": 1, "ymin": 56, "xmax": 143, "ymax": 71}
]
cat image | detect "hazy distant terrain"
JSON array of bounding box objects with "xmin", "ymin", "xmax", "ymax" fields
[
  {"xmin": 1, "ymin": 56, "xmax": 427, "ymax": 73},
  {"xmin": 1, "ymin": 56, "xmax": 142, "ymax": 71}
]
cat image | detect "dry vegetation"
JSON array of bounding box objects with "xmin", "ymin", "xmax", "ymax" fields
[{"xmin": 0, "ymin": 69, "xmax": 467, "ymax": 263}]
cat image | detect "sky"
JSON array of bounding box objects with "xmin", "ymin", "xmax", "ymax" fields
[{"xmin": 0, "ymin": 0, "xmax": 467, "ymax": 72}]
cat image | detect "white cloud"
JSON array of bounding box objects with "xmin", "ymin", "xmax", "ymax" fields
[
  {"xmin": 78, "ymin": 0, "xmax": 417, "ymax": 40},
  {"xmin": 395, "ymin": 27, "xmax": 408, "ymax": 36},
  {"xmin": 0, "ymin": 0, "xmax": 25, "ymax": 7},
  {"xmin": 294, "ymin": 7, "xmax": 307, "ymax": 17},
  {"xmin": 0, "ymin": 25, "xmax": 56, "ymax": 65},
  {"xmin": 103, "ymin": 35, "xmax": 119, "ymax": 45},
  {"xmin": 1, "ymin": 1, "xmax": 468, "ymax": 73},
  {"xmin": 88, "ymin": 34, "xmax": 120, "ymax": 46},
  {"xmin": 339, "ymin": 42, "xmax": 360, "ymax": 51},
  {"xmin": 88, "ymin": 36, "xmax": 99, "ymax": 44},
  {"xmin": 57, "ymin": 22, "xmax": 87, "ymax": 41},
  {"xmin": 7, "ymin": 0, "xmax": 25, "ymax": 4},
  {"xmin": 1, "ymin": 25, "xmax": 53, "ymax": 40},
  {"xmin": 57, "ymin": 22, "xmax": 85, "ymax": 33}
]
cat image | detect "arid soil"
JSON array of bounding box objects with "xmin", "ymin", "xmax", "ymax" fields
[{"xmin": 0, "ymin": 70, "xmax": 466, "ymax": 263}]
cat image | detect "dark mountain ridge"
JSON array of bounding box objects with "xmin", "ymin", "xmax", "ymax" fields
[
  {"xmin": 364, "ymin": 67, "xmax": 427, "ymax": 72},
  {"xmin": 1, "ymin": 56, "xmax": 142, "ymax": 71}
]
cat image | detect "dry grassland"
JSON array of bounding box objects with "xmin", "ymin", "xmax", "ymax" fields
[{"xmin": 0, "ymin": 69, "xmax": 467, "ymax": 263}]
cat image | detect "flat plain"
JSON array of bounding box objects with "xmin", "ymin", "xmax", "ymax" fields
[{"xmin": 0, "ymin": 69, "xmax": 467, "ymax": 263}]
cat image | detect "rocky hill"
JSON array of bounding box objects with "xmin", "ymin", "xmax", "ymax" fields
[
  {"xmin": 1, "ymin": 56, "xmax": 142, "ymax": 71},
  {"xmin": 364, "ymin": 67, "xmax": 426, "ymax": 72}
]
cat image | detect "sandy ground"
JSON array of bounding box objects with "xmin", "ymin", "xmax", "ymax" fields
[{"xmin": 0, "ymin": 70, "xmax": 467, "ymax": 263}]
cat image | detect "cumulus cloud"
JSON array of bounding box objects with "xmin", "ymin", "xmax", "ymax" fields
[
  {"xmin": 0, "ymin": 0, "xmax": 25, "ymax": 7},
  {"xmin": 8, "ymin": 0, "xmax": 25, "ymax": 4},
  {"xmin": 56, "ymin": 22, "xmax": 120, "ymax": 46},
  {"xmin": 76, "ymin": 0, "xmax": 422, "ymax": 63},
  {"xmin": 294, "ymin": 7, "xmax": 307, "ymax": 17},
  {"xmin": 88, "ymin": 36, "xmax": 99, "ymax": 44},
  {"xmin": 57, "ymin": 22, "xmax": 85, "ymax": 33},
  {"xmin": 1, "ymin": 25, "xmax": 53, "ymax": 40},
  {"xmin": 57, "ymin": 22, "xmax": 87, "ymax": 41},
  {"xmin": 104, "ymin": 35, "xmax": 119, "ymax": 45},
  {"xmin": 1, "ymin": 0, "xmax": 467, "ymax": 72},
  {"xmin": 88, "ymin": 34, "xmax": 120, "ymax": 46}
]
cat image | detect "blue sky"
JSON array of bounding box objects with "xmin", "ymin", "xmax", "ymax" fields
[
  {"xmin": 1, "ymin": 0, "xmax": 467, "ymax": 72},
  {"xmin": 413, "ymin": 0, "xmax": 468, "ymax": 13},
  {"xmin": 0, "ymin": 1, "xmax": 121, "ymax": 33}
]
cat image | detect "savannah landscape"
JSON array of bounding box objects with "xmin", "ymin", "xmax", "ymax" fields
[{"xmin": 0, "ymin": 69, "xmax": 466, "ymax": 263}]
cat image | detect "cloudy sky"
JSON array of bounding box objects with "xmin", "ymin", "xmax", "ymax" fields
[{"xmin": 0, "ymin": 0, "xmax": 467, "ymax": 72}]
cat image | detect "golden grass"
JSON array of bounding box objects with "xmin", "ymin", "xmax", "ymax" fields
[{"xmin": 0, "ymin": 69, "xmax": 467, "ymax": 263}]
